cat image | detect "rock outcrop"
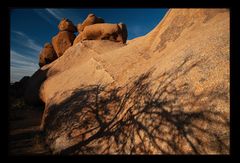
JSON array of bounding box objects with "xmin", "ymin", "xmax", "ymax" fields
[
  {"xmin": 39, "ymin": 43, "xmax": 58, "ymax": 67},
  {"xmin": 52, "ymin": 31, "xmax": 76, "ymax": 57},
  {"xmin": 77, "ymin": 14, "xmax": 105, "ymax": 32},
  {"xmin": 73, "ymin": 23, "xmax": 128, "ymax": 45},
  {"xmin": 77, "ymin": 23, "xmax": 82, "ymax": 33},
  {"xmin": 75, "ymin": 14, "xmax": 127, "ymax": 45},
  {"xmin": 51, "ymin": 18, "xmax": 76, "ymax": 57},
  {"xmin": 23, "ymin": 9, "xmax": 229, "ymax": 154},
  {"xmin": 58, "ymin": 18, "xmax": 77, "ymax": 32}
]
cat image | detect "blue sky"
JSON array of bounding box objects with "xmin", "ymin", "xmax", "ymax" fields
[{"xmin": 10, "ymin": 8, "xmax": 168, "ymax": 82}]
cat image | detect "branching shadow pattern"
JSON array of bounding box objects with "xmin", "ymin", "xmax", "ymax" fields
[{"xmin": 43, "ymin": 56, "xmax": 229, "ymax": 155}]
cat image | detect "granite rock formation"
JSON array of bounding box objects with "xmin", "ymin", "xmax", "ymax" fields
[
  {"xmin": 52, "ymin": 31, "xmax": 76, "ymax": 57},
  {"xmin": 39, "ymin": 43, "xmax": 58, "ymax": 67},
  {"xmin": 58, "ymin": 18, "xmax": 77, "ymax": 32},
  {"xmin": 23, "ymin": 9, "xmax": 229, "ymax": 154},
  {"xmin": 77, "ymin": 13, "xmax": 105, "ymax": 32},
  {"xmin": 73, "ymin": 23, "xmax": 128, "ymax": 45}
]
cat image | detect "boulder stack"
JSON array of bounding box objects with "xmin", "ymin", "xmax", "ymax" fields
[
  {"xmin": 39, "ymin": 43, "xmax": 58, "ymax": 67},
  {"xmin": 74, "ymin": 14, "xmax": 128, "ymax": 45},
  {"xmin": 77, "ymin": 14, "xmax": 105, "ymax": 33},
  {"xmin": 52, "ymin": 31, "xmax": 75, "ymax": 57},
  {"xmin": 38, "ymin": 18, "xmax": 77, "ymax": 67},
  {"xmin": 29, "ymin": 15, "xmax": 127, "ymax": 106},
  {"xmin": 37, "ymin": 15, "xmax": 127, "ymax": 63},
  {"xmin": 58, "ymin": 18, "xmax": 77, "ymax": 32},
  {"xmin": 52, "ymin": 18, "xmax": 76, "ymax": 57},
  {"xmin": 74, "ymin": 23, "xmax": 128, "ymax": 45}
]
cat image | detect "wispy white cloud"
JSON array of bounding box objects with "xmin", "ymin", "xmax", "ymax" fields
[
  {"xmin": 10, "ymin": 50, "xmax": 39, "ymax": 82},
  {"xmin": 12, "ymin": 30, "xmax": 42, "ymax": 54},
  {"xmin": 45, "ymin": 9, "xmax": 62, "ymax": 21},
  {"xmin": 12, "ymin": 31, "xmax": 25, "ymax": 37},
  {"xmin": 11, "ymin": 31, "xmax": 42, "ymax": 82},
  {"xmin": 33, "ymin": 9, "xmax": 57, "ymax": 26},
  {"xmin": 33, "ymin": 8, "xmax": 64, "ymax": 26},
  {"xmin": 11, "ymin": 49, "xmax": 37, "ymax": 64},
  {"xmin": 33, "ymin": 8, "xmax": 81, "ymax": 27}
]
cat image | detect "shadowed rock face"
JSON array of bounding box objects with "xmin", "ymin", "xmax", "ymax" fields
[
  {"xmin": 28, "ymin": 9, "xmax": 229, "ymax": 154},
  {"xmin": 10, "ymin": 76, "xmax": 30, "ymax": 98},
  {"xmin": 39, "ymin": 43, "xmax": 58, "ymax": 67},
  {"xmin": 51, "ymin": 18, "xmax": 77, "ymax": 58},
  {"xmin": 52, "ymin": 31, "xmax": 76, "ymax": 57},
  {"xmin": 24, "ymin": 69, "xmax": 48, "ymax": 106},
  {"xmin": 118, "ymin": 23, "xmax": 128, "ymax": 44},
  {"xmin": 44, "ymin": 64, "xmax": 229, "ymax": 154},
  {"xmin": 58, "ymin": 18, "xmax": 77, "ymax": 32}
]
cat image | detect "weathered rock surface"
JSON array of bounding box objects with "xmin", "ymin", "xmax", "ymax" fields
[
  {"xmin": 78, "ymin": 14, "xmax": 105, "ymax": 32},
  {"xmin": 73, "ymin": 23, "xmax": 128, "ymax": 45},
  {"xmin": 39, "ymin": 43, "xmax": 58, "ymax": 67},
  {"xmin": 77, "ymin": 23, "xmax": 82, "ymax": 33},
  {"xmin": 58, "ymin": 18, "xmax": 77, "ymax": 32},
  {"xmin": 26, "ymin": 9, "xmax": 229, "ymax": 154},
  {"xmin": 52, "ymin": 31, "xmax": 76, "ymax": 57}
]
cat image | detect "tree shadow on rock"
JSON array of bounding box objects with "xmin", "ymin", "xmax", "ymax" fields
[{"xmin": 43, "ymin": 56, "xmax": 229, "ymax": 154}]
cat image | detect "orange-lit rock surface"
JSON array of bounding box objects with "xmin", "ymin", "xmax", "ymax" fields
[{"xmin": 27, "ymin": 9, "xmax": 229, "ymax": 154}]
